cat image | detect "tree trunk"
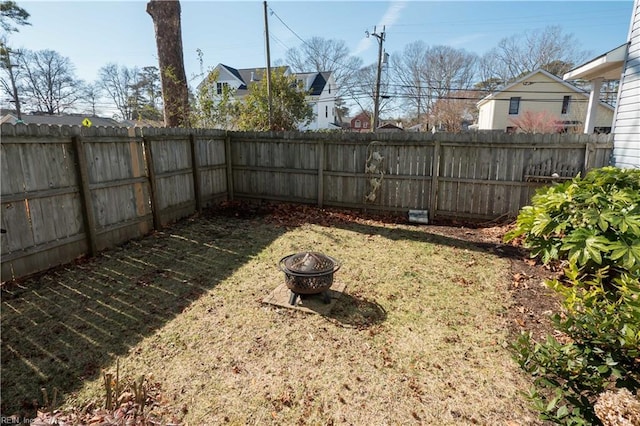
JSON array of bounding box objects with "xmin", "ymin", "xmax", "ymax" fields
[{"xmin": 146, "ymin": 0, "xmax": 189, "ymax": 127}]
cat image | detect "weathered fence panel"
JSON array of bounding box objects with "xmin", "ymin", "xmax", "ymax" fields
[
  {"xmin": 1, "ymin": 124, "xmax": 614, "ymax": 281},
  {"xmin": 1, "ymin": 126, "xmax": 86, "ymax": 280},
  {"xmin": 230, "ymin": 133, "xmax": 320, "ymax": 203},
  {"xmin": 82, "ymin": 133, "xmax": 153, "ymax": 250},
  {"xmin": 144, "ymin": 135, "xmax": 195, "ymax": 225},
  {"xmin": 195, "ymin": 133, "xmax": 228, "ymax": 206},
  {"xmin": 324, "ymin": 140, "xmax": 369, "ymax": 208}
]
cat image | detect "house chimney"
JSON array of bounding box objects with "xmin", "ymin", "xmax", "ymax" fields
[{"xmin": 251, "ymin": 71, "xmax": 255, "ymax": 81}]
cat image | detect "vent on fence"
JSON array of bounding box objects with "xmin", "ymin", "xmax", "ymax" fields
[{"xmin": 524, "ymin": 158, "xmax": 581, "ymax": 182}]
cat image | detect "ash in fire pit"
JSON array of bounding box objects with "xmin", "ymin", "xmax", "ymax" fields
[{"xmin": 278, "ymin": 252, "xmax": 340, "ymax": 306}]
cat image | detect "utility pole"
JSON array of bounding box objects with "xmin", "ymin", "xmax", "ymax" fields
[
  {"xmin": 368, "ymin": 25, "xmax": 385, "ymax": 132},
  {"xmin": 263, "ymin": 1, "xmax": 273, "ymax": 130}
]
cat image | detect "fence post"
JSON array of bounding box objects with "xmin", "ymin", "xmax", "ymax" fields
[
  {"xmin": 71, "ymin": 135, "xmax": 98, "ymax": 256},
  {"xmin": 225, "ymin": 132, "xmax": 234, "ymax": 201},
  {"xmin": 317, "ymin": 139, "xmax": 325, "ymax": 208},
  {"xmin": 189, "ymin": 133, "xmax": 202, "ymax": 212},
  {"xmin": 429, "ymin": 140, "xmax": 441, "ymax": 222},
  {"xmin": 143, "ymin": 137, "xmax": 162, "ymax": 229},
  {"xmin": 583, "ymin": 141, "xmax": 596, "ymax": 172}
]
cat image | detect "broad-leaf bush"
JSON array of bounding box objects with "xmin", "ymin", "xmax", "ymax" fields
[{"xmin": 505, "ymin": 167, "xmax": 640, "ymax": 425}]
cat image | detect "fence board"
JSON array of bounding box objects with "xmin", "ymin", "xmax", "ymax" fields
[{"xmin": 1, "ymin": 125, "xmax": 614, "ymax": 281}]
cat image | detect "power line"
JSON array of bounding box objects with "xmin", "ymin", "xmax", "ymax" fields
[{"xmin": 267, "ymin": 5, "xmax": 364, "ymax": 75}]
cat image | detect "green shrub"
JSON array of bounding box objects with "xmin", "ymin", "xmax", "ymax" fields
[{"xmin": 505, "ymin": 167, "xmax": 640, "ymax": 425}]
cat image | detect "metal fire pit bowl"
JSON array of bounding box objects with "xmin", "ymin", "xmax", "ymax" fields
[{"xmin": 278, "ymin": 252, "xmax": 341, "ymax": 305}]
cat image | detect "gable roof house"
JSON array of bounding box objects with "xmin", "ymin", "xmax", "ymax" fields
[
  {"xmin": 294, "ymin": 71, "xmax": 339, "ymax": 131},
  {"xmin": 199, "ymin": 63, "xmax": 338, "ymax": 131},
  {"xmin": 563, "ymin": 0, "xmax": 639, "ymax": 168},
  {"xmin": 476, "ymin": 69, "xmax": 615, "ymax": 133}
]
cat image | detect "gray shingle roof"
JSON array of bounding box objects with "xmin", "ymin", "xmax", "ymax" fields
[{"xmin": 2, "ymin": 113, "xmax": 123, "ymax": 127}]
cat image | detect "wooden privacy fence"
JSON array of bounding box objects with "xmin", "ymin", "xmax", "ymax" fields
[{"xmin": 0, "ymin": 123, "xmax": 613, "ymax": 280}]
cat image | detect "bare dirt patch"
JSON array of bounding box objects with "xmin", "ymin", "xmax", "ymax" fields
[{"xmin": 1, "ymin": 202, "xmax": 558, "ymax": 425}]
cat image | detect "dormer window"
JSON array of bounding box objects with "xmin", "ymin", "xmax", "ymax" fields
[{"xmin": 355, "ymin": 120, "xmax": 361, "ymax": 128}]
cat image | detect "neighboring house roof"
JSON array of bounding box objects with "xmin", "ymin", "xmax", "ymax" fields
[
  {"xmin": 351, "ymin": 112, "xmax": 371, "ymax": 122},
  {"xmin": 294, "ymin": 71, "xmax": 332, "ymax": 96},
  {"xmin": 201, "ymin": 64, "xmax": 333, "ymax": 97},
  {"xmin": 563, "ymin": 43, "xmax": 628, "ymax": 81},
  {"xmin": 477, "ymin": 68, "xmax": 615, "ymax": 111},
  {"xmin": 1, "ymin": 113, "xmax": 122, "ymax": 127},
  {"xmin": 377, "ymin": 123, "xmax": 404, "ymax": 132},
  {"xmin": 221, "ymin": 64, "xmax": 247, "ymax": 88}
]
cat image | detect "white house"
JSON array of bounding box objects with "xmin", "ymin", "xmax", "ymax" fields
[
  {"xmin": 199, "ymin": 63, "xmax": 338, "ymax": 131},
  {"xmin": 563, "ymin": 0, "xmax": 640, "ymax": 168},
  {"xmin": 293, "ymin": 71, "xmax": 338, "ymax": 130},
  {"xmin": 476, "ymin": 69, "xmax": 615, "ymax": 133}
]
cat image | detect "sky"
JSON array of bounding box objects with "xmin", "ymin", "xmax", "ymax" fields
[{"xmin": 2, "ymin": 0, "xmax": 635, "ymax": 115}]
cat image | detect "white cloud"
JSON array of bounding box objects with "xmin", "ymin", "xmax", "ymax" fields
[{"xmin": 352, "ymin": 0, "xmax": 407, "ymax": 57}]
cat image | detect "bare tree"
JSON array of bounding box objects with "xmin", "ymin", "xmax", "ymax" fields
[
  {"xmin": 98, "ymin": 63, "xmax": 138, "ymax": 120},
  {"xmin": 1, "ymin": 1, "xmax": 30, "ymax": 118},
  {"xmin": 17, "ymin": 49, "xmax": 81, "ymax": 114},
  {"xmin": 391, "ymin": 41, "xmax": 430, "ymax": 121},
  {"xmin": 285, "ymin": 37, "xmax": 362, "ymax": 96},
  {"xmin": 80, "ymin": 82, "xmax": 102, "ymax": 116},
  {"xmin": 476, "ymin": 54, "xmax": 508, "ymax": 92},
  {"xmin": 146, "ymin": 0, "xmax": 189, "ymax": 127},
  {"xmin": 423, "ymin": 45, "xmax": 478, "ymax": 100},
  {"xmin": 342, "ymin": 63, "xmax": 394, "ymax": 123},
  {"xmin": 430, "ymin": 90, "xmax": 480, "ymax": 133},
  {"xmin": 482, "ymin": 25, "xmax": 590, "ymax": 83},
  {"xmin": 0, "ymin": 45, "xmax": 24, "ymax": 116},
  {"xmin": 389, "ymin": 44, "xmax": 477, "ymax": 128}
]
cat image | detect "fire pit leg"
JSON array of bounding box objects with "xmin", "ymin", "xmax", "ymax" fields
[{"xmin": 289, "ymin": 291, "xmax": 299, "ymax": 306}]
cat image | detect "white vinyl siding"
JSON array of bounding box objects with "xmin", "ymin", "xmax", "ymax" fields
[{"xmin": 613, "ymin": 0, "xmax": 640, "ymax": 168}]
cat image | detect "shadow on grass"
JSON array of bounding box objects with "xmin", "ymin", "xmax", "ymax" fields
[
  {"xmin": 282, "ymin": 290, "xmax": 387, "ymax": 329},
  {"xmin": 326, "ymin": 220, "xmax": 524, "ymax": 260},
  {"xmin": 0, "ymin": 215, "xmax": 285, "ymax": 418},
  {"xmin": 1, "ymin": 204, "xmax": 516, "ymax": 418},
  {"xmin": 328, "ymin": 292, "xmax": 387, "ymax": 329}
]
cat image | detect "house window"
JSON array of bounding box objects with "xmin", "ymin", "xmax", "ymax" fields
[
  {"xmin": 561, "ymin": 95, "xmax": 571, "ymax": 114},
  {"xmin": 328, "ymin": 84, "xmax": 331, "ymax": 94},
  {"xmin": 508, "ymin": 97, "xmax": 520, "ymax": 115},
  {"xmin": 594, "ymin": 127, "xmax": 612, "ymax": 134},
  {"xmin": 325, "ymin": 106, "xmax": 328, "ymax": 118},
  {"xmin": 216, "ymin": 82, "xmax": 228, "ymax": 95},
  {"xmin": 363, "ymin": 122, "xmax": 369, "ymax": 128},
  {"xmin": 355, "ymin": 120, "xmax": 361, "ymax": 128},
  {"xmin": 506, "ymin": 126, "xmax": 516, "ymax": 134}
]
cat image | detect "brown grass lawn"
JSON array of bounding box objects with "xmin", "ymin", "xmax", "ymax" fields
[{"xmin": 1, "ymin": 204, "xmax": 545, "ymax": 425}]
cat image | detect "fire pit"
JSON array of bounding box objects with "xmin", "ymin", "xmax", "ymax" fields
[{"xmin": 278, "ymin": 252, "xmax": 341, "ymax": 306}]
